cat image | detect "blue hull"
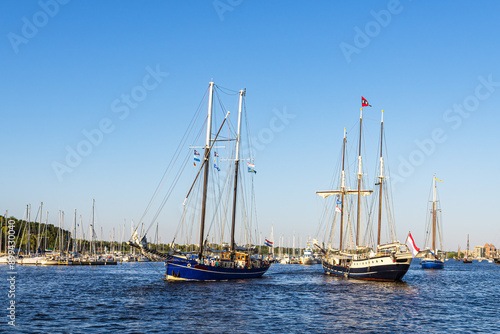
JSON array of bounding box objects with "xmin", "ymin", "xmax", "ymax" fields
[
  {"xmin": 421, "ymin": 260, "xmax": 444, "ymax": 269},
  {"xmin": 165, "ymin": 255, "xmax": 270, "ymax": 281},
  {"xmin": 322, "ymin": 259, "xmax": 410, "ymax": 281}
]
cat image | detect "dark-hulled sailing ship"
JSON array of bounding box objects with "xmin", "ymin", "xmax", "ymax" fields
[
  {"xmin": 130, "ymin": 82, "xmax": 270, "ymax": 280},
  {"xmin": 314, "ymin": 105, "xmax": 412, "ymax": 281}
]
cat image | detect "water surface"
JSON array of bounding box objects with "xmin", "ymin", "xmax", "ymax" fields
[{"xmin": 3, "ymin": 259, "xmax": 499, "ymax": 333}]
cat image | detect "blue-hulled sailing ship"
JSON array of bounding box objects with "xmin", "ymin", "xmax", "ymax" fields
[
  {"xmin": 421, "ymin": 175, "xmax": 445, "ymax": 269},
  {"xmin": 314, "ymin": 106, "xmax": 413, "ymax": 282},
  {"xmin": 130, "ymin": 82, "xmax": 270, "ymax": 281}
]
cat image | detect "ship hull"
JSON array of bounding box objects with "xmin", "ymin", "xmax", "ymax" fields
[
  {"xmin": 18, "ymin": 256, "xmax": 46, "ymax": 265},
  {"xmin": 421, "ymin": 259, "xmax": 444, "ymax": 269},
  {"xmin": 322, "ymin": 255, "xmax": 411, "ymax": 282},
  {"xmin": 165, "ymin": 255, "xmax": 270, "ymax": 281}
]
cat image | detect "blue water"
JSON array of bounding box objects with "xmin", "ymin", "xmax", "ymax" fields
[{"xmin": 2, "ymin": 259, "xmax": 499, "ymax": 333}]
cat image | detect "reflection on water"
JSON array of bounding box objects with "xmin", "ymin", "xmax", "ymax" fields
[{"xmin": 3, "ymin": 259, "xmax": 499, "ymax": 333}]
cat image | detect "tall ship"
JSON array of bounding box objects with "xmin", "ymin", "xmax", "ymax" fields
[
  {"xmin": 130, "ymin": 82, "xmax": 270, "ymax": 280},
  {"xmin": 314, "ymin": 103, "xmax": 413, "ymax": 281},
  {"xmin": 421, "ymin": 175, "xmax": 445, "ymax": 269}
]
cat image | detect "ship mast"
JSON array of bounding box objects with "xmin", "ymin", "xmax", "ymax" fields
[
  {"xmin": 91, "ymin": 199, "xmax": 96, "ymax": 257},
  {"xmin": 230, "ymin": 89, "xmax": 245, "ymax": 256},
  {"xmin": 356, "ymin": 108, "xmax": 363, "ymax": 246},
  {"xmin": 38, "ymin": 202, "xmax": 43, "ymax": 254},
  {"xmin": 432, "ymin": 174, "xmax": 437, "ymax": 253},
  {"xmin": 466, "ymin": 234, "xmax": 469, "ymax": 257},
  {"xmin": 198, "ymin": 81, "xmax": 214, "ymax": 260},
  {"xmin": 27, "ymin": 204, "xmax": 31, "ymax": 255},
  {"xmin": 377, "ymin": 110, "xmax": 384, "ymax": 246},
  {"xmin": 339, "ymin": 128, "xmax": 346, "ymax": 251}
]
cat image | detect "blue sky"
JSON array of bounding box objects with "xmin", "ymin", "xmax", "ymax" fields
[{"xmin": 1, "ymin": 0, "xmax": 500, "ymax": 251}]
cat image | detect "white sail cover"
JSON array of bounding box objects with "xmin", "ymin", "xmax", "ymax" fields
[{"xmin": 316, "ymin": 190, "xmax": 373, "ymax": 198}]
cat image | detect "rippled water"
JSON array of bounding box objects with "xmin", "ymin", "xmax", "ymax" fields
[{"xmin": 2, "ymin": 259, "xmax": 499, "ymax": 333}]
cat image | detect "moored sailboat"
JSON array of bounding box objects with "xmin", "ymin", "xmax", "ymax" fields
[
  {"xmin": 463, "ymin": 234, "xmax": 473, "ymax": 263},
  {"xmin": 421, "ymin": 175, "xmax": 445, "ymax": 269},
  {"xmin": 130, "ymin": 82, "xmax": 270, "ymax": 281},
  {"xmin": 314, "ymin": 106, "xmax": 412, "ymax": 281}
]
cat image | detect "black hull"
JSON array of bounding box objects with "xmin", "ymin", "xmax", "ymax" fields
[{"xmin": 322, "ymin": 257, "xmax": 411, "ymax": 282}]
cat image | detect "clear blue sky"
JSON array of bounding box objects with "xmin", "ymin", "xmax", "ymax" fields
[{"xmin": 1, "ymin": 0, "xmax": 499, "ymax": 251}]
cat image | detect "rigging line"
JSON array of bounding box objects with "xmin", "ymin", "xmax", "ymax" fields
[
  {"xmin": 150, "ymin": 122, "xmax": 208, "ymax": 241},
  {"xmin": 138, "ymin": 112, "xmax": 204, "ymax": 236},
  {"xmin": 183, "ymin": 112, "xmax": 231, "ymax": 203},
  {"xmin": 143, "ymin": 112, "xmax": 207, "ymax": 238},
  {"xmin": 174, "ymin": 178, "xmax": 201, "ymax": 244},
  {"xmin": 205, "ymin": 154, "xmax": 233, "ymax": 241},
  {"xmin": 148, "ymin": 113, "xmax": 208, "ymax": 236},
  {"xmin": 242, "ymin": 98, "xmax": 255, "ymax": 161},
  {"xmin": 135, "ymin": 87, "xmax": 209, "ymax": 235},
  {"xmin": 214, "ymin": 84, "xmax": 240, "ymax": 95},
  {"xmin": 145, "ymin": 261, "xmax": 164, "ymax": 275},
  {"xmin": 147, "ymin": 150, "xmax": 192, "ymax": 236},
  {"xmin": 214, "ymin": 88, "xmax": 238, "ymax": 139},
  {"xmin": 383, "ymin": 134, "xmax": 398, "ymax": 237}
]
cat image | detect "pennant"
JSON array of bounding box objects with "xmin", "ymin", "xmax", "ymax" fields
[
  {"xmin": 436, "ymin": 178, "xmax": 443, "ymax": 183},
  {"xmin": 361, "ymin": 96, "xmax": 372, "ymax": 107},
  {"xmin": 214, "ymin": 163, "xmax": 220, "ymax": 172},
  {"xmin": 335, "ymin": 206, "xmax": 342, "ymax": 213},
  {"xmin": 214, "ymin": 151, "xmax": 219, "ymax": 157},
  {"xmin": 194, "ymin": 149, "xmax": 200, "ymax": 166},
  {"xmin": 405, "ymin": 232, "xmax": 420, "ymax": 258}
]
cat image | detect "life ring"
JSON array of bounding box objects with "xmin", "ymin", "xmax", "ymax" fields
[{"xmin": 187, "ymin": 263, "xmax": 191, "ymax": 268}]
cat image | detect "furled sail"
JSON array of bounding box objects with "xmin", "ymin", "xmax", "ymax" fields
[{"xmin": 316, "ymin": 190, "xmax": 373, "ymax": 198}]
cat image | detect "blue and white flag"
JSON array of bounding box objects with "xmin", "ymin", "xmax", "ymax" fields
[
  {"xmin": 213, "ymin": 155, "xmax": 220, "ymax": 171},
  {"xmin": 336, "ymin": 195, "xmax": 342, "ymax": 205},
  {"xmin": 194, "ymin": 150, "xmax": 200, "ymax": 166}
]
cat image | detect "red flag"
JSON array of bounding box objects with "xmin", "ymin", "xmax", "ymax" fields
[
  {"xmin": 361, "ymin": 96, "xmax": 372, "ymax": 107},
  {"xmin": 406, "ymin": 232, "xmax": 420, "ymax": 257}
]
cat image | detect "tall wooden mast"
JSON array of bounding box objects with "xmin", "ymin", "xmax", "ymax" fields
[
  {"xmin": 466, "ymin": 234, "xmax": 469, "ymax": 256},
  {"xmin": 91, "ymin": 199, "xmax": 96, "ymax": 256},
  {"xmin": 432, "ymin": 174, "xmax": 437, "ymax": 252},
  {"xmin": 27, "ymin": 204, "xmax": 31, "ymax": 255},
  {"xmin": 38, "ymin": 202, "xmax": 43, "ymax": 254},
  {"xmin": 230, "ymin": 89, "xmax": 245, "ymax": 255},
  {"xmin": 356, "ymin": 108, "xmax": 363, "ymax": 246},
  {"xmin": 377, "ymin": 110, "xmax": 384, "ymax": 246},
  {"xmin": 198, "ymin": 81, "xmax": 214, "ymax": 260},
  {"xmin": 339, "ymin": 128, "xmax": 346, "ymax": 251}
]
